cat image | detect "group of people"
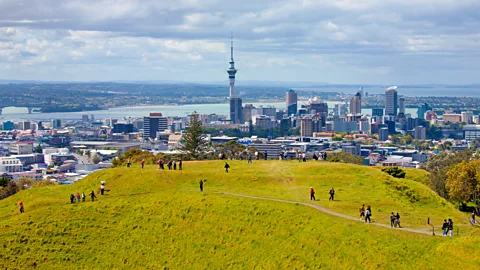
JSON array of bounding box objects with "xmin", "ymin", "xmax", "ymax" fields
[
  {"xmin": 390, "ymin": 212, "xmax": 402, "ymax": 228},
  {"xmin": 309, "ymin": 187, "xmax": 335, "ymax": 201},
  {"xmin": 442, "ymin": 219, "xmax": 454, "ymax": 236},
  {"xmin": 126, "ymin": 158, "xmax": 183, "ymax": 170},
  {"xmin": 70, "ymin": 191, "xmax": 96, "ymax": 203},
  {"xmin": 359, "ymin": 204, "xmax": 373, "ymax": 223}
]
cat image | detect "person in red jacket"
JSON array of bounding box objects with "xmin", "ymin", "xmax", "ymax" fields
[
  {"xmin": 141, "ymin": 159, "xmax": 145, "ymax": 169},
  {"xmin": 17, "ymin": 201, "xmax": 24, "ymax": 213},
  {"xmin": 310, "ymin": 187, "xmax": 316, "ymax": 201}
]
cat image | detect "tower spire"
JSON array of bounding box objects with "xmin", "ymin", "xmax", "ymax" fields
[
  {"xmin": 227, "ymin": 33, "xmax": 237, "ymax": 97},
  {"xmin": 230, "ymin": 33, "xmax": 234, "ymax": 61}
]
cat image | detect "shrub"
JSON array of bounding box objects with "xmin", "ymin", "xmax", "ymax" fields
[{"xmin": 382, "ymin": 166, "xmax": 406, "ymax": 178}]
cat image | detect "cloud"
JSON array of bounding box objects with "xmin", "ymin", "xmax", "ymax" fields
[{"xmin": 0, "ymin": 0, "xmax": 478, "ymax": 84}]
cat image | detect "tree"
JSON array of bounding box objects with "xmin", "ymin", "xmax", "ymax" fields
[
  {"xmin": 182, "ymin": 111, "xmax": 208, "ymax": 158},
  {"xmin": 403, "ymin": 134, "xmax": 413, "ymax": 145},
  {"xmin": 382, "ymin": 166, "xmax": 406, "ymax": 178},
  {"xmin": 91, "ymin": 154, "xmax": 102, "ymax": 164},
  {"xmin": 446, "ymin": 160, "xmax": 480, "ymax": 211},
  {"xmin": 0, "ymin": 174, "xmax": 10, "ymax": 187},
  {"xmin": 35, "ymin": 145, "xmax": 43, "ymax": 153}
]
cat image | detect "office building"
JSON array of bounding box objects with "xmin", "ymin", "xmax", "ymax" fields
[
  {"xmin": 52, "ymin": 119, "xmax": 62, "ymax": 129},
  {"xmin": 18, "ymin": 121, "xmax": 31, "ymax": 130},
  {"xmin": 3, "ymin": 121, "xmax": 14, "ymax": 131},
  {"xmin": 242, "ymin": 104, "xmax": 255, "ymax": 123},
  {"xmin": 230, "ymin": 97, "xmax": 243, "ymax": 124},
  {"xmin": 255, "ymin": 116, "xmax": 274, "ymax": 130},
  {"xmin": 9, "ymin": 143, "xmax": 33, "ymax": 155},
  {"xmin": 309, "ymin": 97, "xmax": 328, "ymax": 118},
  {"xmin": 414, "ymin": 126, "xmax": 427, "ymax": 140},
  {"xmin": 143, "ymin": 113, "xmax": 168, "ymax": 139},
  {"xmin": 300, "ymin": 117, "xmax": 313, "ymax": 137},
  {"xmin": 0, "ymin": 157, "xmax": 23, "ymax": 173},
  {"xmin": 372, "ymin": 108, "xmax": 384, "ymax": 117},
  {"xmin": 379, "ymin": 127, "xmax": 389, "ymax": 141},
  {"xmin": 399, "ymin": 97, "xmax": 405, "ymax": 114},
  {"xmin": 417, "ymin": 103, "xmax": 432, "ymax": 120},
  {"xmin": 349, "ymin": 92, "xmax": 362, "ymax": 114},
  {"xmin": 443, "ymin": 114, "xmax": 462, "ymax": 123},
  {"xmin": 113, "ymin": 123, "xmax": 134, "ymax": 134},
  {"xmin": 461, "ymin": 111, "xmax": 474, "ymax": 124},
  {"xmin": 286, "ymin": 89, "xmax": 298, "ymax": 115},
  {"xmin": 385, "ymin": 86, "xmax": 398, "ymax": 116}
]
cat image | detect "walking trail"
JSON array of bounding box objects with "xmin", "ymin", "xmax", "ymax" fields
[{"xmin": 216, "ymin": 191, "xmax": 437, "ymax": 236}]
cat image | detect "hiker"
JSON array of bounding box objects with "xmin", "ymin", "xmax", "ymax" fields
[
  {"xmin": 297, "ymin": 152, "xmax": 301, "ymax": 162},
  {"xmin": 359, "ymin": 204, "xmax": 365, "ymax": 219},
  {"xmin": 167, "ymin": 161, "xmax": 172, "ymax": 170},
  {"xmin": 90, "ymin": 191, "xmax": 96, "ymax": 202},
  {"xmin": 82, "ymin": 192, "xmax": 86, "ymax": 202},
  {"xmin": 157, "ymin": 159, "xmax": 162, "ymax": 169},
  {"xmin": 310, "ymin": 187, "xmax": 316, "ymax": 201},
  {"xmin": 395, "ymin": 213, "xmax": 401, "ymax": 228},
  {"xmin": 248, "ymin": 154, "xmax": 252, "ymax": 164},
  {"xmin": 302, "ymin": 153, "xmax": 306, "ymax": 162},
  {"xmin": 472, "ymin": 212, "xmax": 476, "ymax": 224},
  {"xmin": 70, "ymin": 194, "xmax": 75, "ymax": 204},
  {"xmin": 448, "ymin": 218, "xmax": 454, "ymax": 236},
  {"xmin": 141, "ymin": 159, "xmax": 145, "ymax": 169},
  {"xmin": 100, "ymin": 182, "xmax": 105, "ymax": 195},
  {"xmin": 240, "ymin": 154, "xmax": 244, "ymax": 161},
  {"xmin": 279, "ymin": 154, "xmax": 282, "ymax": 161},
  {"xmin": 255, "ymin": 151, "xmax": 259, "ymax": 160},
  {"xmin": 18, "ymin": 200, "xmax": 24, "ymax": 213},
  {"xmin": 173, "ymin": 161, "xmax": 177, "ymax": 170},
  {"xmin": 283, "ymin": 151, "xmax": 288, "ymax": 160},
  {"xmin": 390, "ymin": 212, "xmax": 396, "ymax": 227},
  {"xmin": 179, "ymin": 160, "xmax": 182, "ymax": 170},
  {"xmin": 199, "ymin": 179, "xmax": 205, "ymax": 192},
  {"xmin": 264, "ymin": 151, "xmax": 268, "ymax": 160},
  {"xmin": 323, "ymin": 152, "xmax": 328, "ymax": 161},
  {"xmin": 313, "ymin": 153, "xmax": 318, "ymax": 160},
  {"xmin": 365, "ymin": 206, "xmax": 372, "ymax": 223},
  {"xmin": 224, "ymin": 162, "xmax": 230, "ymax": 173},
  {"xmin": 126, "ymin": 158, "xmax": 131, "ymax": 167},
  {"xmin": 160, "ymin": 159, "xmax": 165, "ymax": 170},
  {"xmin": 442, "ymin": 219, "xmax": 448, "ymax": 236},
  {"xmin": 329, "ymin": 188, "xmax": 335, "ymax": 201},
  {"xmin": 76, "ymin": 193, "xmax": 81, "ymax": 203}
]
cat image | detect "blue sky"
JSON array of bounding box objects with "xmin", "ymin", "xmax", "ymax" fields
[{"xmin": 0, "ymin": 0, "xmax": 479, "ymax": 84}]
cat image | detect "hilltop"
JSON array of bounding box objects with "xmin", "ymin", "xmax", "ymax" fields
[{"xmin": 1, "ymin": 161, "xmax": 479, "ymax": 269}]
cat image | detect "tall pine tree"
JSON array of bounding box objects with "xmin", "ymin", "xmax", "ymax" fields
[{"xmin": 182, "ymin": 111, "xmax": 207, "ymax": 158}]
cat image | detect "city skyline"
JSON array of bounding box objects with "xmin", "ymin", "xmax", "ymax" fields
[{"xmin": 0, "ymin": 1, "xmax": 479, "ymax": 84}]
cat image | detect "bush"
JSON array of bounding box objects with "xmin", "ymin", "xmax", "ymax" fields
[
  {"xmin": 382, "ymin": 166, "xmax": 406, "ymax": 178},
  {"xmin": 326, "ymin": 152, "xmax": 364, "ymax": 165}
]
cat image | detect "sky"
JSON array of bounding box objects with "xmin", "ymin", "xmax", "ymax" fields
[{"xmin": 0, "ymin": 0, "xmax": 479, "ymax": 84}]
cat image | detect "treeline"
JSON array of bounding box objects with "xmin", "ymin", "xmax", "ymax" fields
[{"xmin": 0, "ymin": 176, "xmax": 56, "ymax": 200}]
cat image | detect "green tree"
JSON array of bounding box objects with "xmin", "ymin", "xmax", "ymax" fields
[
  {"xmin": 446, "ymin": 160, "xmax": 480, "ymax": 211},
  {"xmin": 0, "ymin": 174, "xmax": 10, "ymax": 187},
  {"xmin": 382, "ymin": 166, "xmax": 406, "ymax": 178},
  {"xmin": 91, "ymin": 154, "xmax": 102, "ymax": 164},
  {"xmin": 182, "ymin": 111, "xmax": 208, "ymax": 159},
  {"xmin": 35, "ymin": 145, "xmax": 43, "ymax": 153}
]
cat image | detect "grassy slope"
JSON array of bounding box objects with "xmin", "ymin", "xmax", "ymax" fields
[{"xmin": 1, "ymin": 161, "xmax": 479, "ymax": 269}]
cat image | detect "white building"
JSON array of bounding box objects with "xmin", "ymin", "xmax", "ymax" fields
[
  {"xmin": 9, "ymin": 143, "xmax": 33, "ymax": 155},
  {"xmin": 0, "ymin": 157, "xmax": 23, "ymax": 173}
]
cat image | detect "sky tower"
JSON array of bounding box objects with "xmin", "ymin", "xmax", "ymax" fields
[{"xmin": 227, "ymin": 36, "xmax": 237, "ymax": 97}]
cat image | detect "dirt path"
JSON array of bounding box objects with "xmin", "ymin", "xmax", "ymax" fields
[{"xmin": 217, "ymin": 191, "xmax": 438, "ymax": 236}]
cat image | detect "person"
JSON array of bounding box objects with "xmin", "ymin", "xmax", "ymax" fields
[
  {"xmin": 18, "ymin": 200, "xmax": 24, "ymax": 213},
  {"xmin": 100, "ymin": 182, "xmax": 105, "ymax": 195},
  {"xmin": 310, "ymin": 187, "xmax": 316, "ymax": 201},
  {"xmin": 173, "ymin": 161, "xmax": 177, "ymax": 170},
  {"xmin": 157, "ymin": 159, "xmax": 162, "ymax": 169},
  {"xmin": 313, "ymin": 153, "xmax": 318, "ymax": 161},
  {"xmin": 279, "ymin": 154, "xmax": 282, "ymax": 161},
  {"xmin": 329, "ymin": 188, "xmax": 335, "ymax": 201},
  {"xmin": 297, "ymin": 152, "xmax": 301, "ymax": 162},
  {"xmin": 302, "ymin": 153, "xmax": 306, "ymax": 162},
  {"xmin": 323, "ymin": 152, "xmax": 328, "ymax": 161},
  {"xmin": 472, "ymin": 212, "xmax": 476, "ymax": 224},
  {"xmin": 160, "ymin": 159, "xmax": 165, "ymax": 170},
  {"xmin": 283, "ymin": 151, "xmax": 288, "ymax": 161},
  {"xmin": 179, "ymin": 160, "xmax": 183, "ymax": 170},
  {"xmin": 70, "ymin": 194, "xmax": 75, "ymax": 204},
  {"xmin": 240, "ymin": 154, "xmax": 244, "ymax": 161},
  {"xmin": 390, "ymin": 212, "xmax": 396, "ymax": 227},
  {"xmin": 248, "ymin": 154, "xmax": 252, "ymax": 164},
  {"xmin": 224, "ymin": 162, "xmax": 230, "ymax": 173},
  {"xmin": 76, "ymin": 192, "xmax": 81, "ymax": 203},
  {"xmin": 365, "ymin": 206, "xmax": 372, "ymax": 223},
  {"xmin": 140, "ymin": 159, "xmax": 145, "ymax": 169},
  {"xmin": 359, "ymin": 204, "xmax": 365, "ymax": 220},
  {"xmin": 126, "ymin": 158, "xmax": 131, "ymax": 168},
  {"xmin": 448, "ymin": 218, "xmax": 453, "ymax": 236},
  {"xmin": 255, "ymin": 151, "xmax": 259, "ymax": 160},
  {"xmin": 264, "ymin": 151, "xmax": 268, "ymax": 160},
  {"xmin": 442, "ymin": 219, "xmax": 448, "ymax": 236},
  {"xmin": 90, "ymin": 191, "xmax": 96, "ymax": 202},
  {"xmin": 395, "ymin": 213, "xmax": 401, "ymax": 228},
  {"xmin": 82, "ymin": 192, "xmax": 86, "ymax": 202},
  {"xmin": 167, "ymin": 161, "xmax": 172, "ymax": 170},
  {"xmin": 199, "ymin": 179, "xmax": 205, "ymax": 192}
]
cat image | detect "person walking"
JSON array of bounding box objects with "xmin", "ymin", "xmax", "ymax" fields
[
  {"xmin": 173, "ymin": 161, "xmax": 177, "ymax": 170},
  {"xmin": 297, "ymin": 152, "xmax": 301, "ymax": 162},
  {"xmin": 365, "ymin": 206, "xmax": 372, "ymax": 223},
  {"xmin": 90, "ymin": 191, "xmax": 96, "ymax": 202},
  {"xmin": 448, "ymin": 218, "xmax": 454, "ymax": 236},
  {"xmin": 82, "ymin": 192, "xmax": 86, "ymax": 202},
  {"xmin": 390, "ymin": 212, "xmax": 396, "ymax": 227},
  {"xmin": 199, "ymin": 179, "xmax": 205, "ymax": 192},
  {"xmin": 179, "ymin": 160, "xmax": 183, "ymax": 170},
  {"xmin": 140, "ymin": 159, "xmax": 145, "ymax": 169},
  {"xmin": 76, "ymin": 193, "xmax": 81, "ymax": 203},
  {"xmin": 126, "ymin": 158, "xmax": 131, "ymax": 168},
  {"xmin": 248, "ymin": 155, "xmax": 252, "ymax": 164},
  {"xmin": 310, "ymin": 187, "xmax": 316, "ymax": 201},
  {"xmin": 157, "ymin": 159, "xmax": 162, "ymax": 169},
  {"xmin": 100, "ymin": 182, "xmax": 105, "ymax": 195},
  {"xmin": 264, "ymin": 151, "xmax": 268, "ymax": 160},
  {"xmin": 472, "ymin": 212, "xmax": 476, "ymax": 224},
  {"xmin": 442, "ymin": 219, "xmax": 448, "ymax": 236},
  {"xmin": 167, "ymin": 161, "xmax": 172, "ymax": 170},
  {"xmin": 359, "ymin": 204, "xmax": 365, "ymax": 220},
  {"xmin": 329, "ymin": 188, "xmax": 335, "ymax": 201},
  {"xmin": 70, "ymin": 194, "xmax": 75, "ymax": 204},
  {"xmin": 395, "ymin": 213, "xmax": 401, "ymax": 228},
  {"xmin": 224, "ymin": 162, "xmax": 230, "ymax": 173},
  {"xmin": 302, "ymin": 153, "xmax": 306, "ymax": 162},
  {"xmin": 255, "ymin": 151, "xmax": 259, "ymax": 160},
  {"xmin": 283, "ymin": 151, "xmax": 288, "ymax": 161},
  {"xmin": 17, "ymin": 200, "xmax": 24, "ymax": 213}
]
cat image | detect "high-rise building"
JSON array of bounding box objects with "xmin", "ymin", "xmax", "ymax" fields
[
  {"xmin": 286, "ymin": 89, "xmax": 298, "ymax": 116},
  {"xmin": 52, "ymin": 119, "xmax": 62, "ymax": 129},
  {"xmin": 113, "ymin": 123, "xmax": 134, "ymax": 134},
  {"xmin": 18, "ymin": 121, "xmax": 31, "ymax": 130},
  {"xmin": 143, "ymin": 113, "xmax": 168, "ymax": 139},
  {"xmin": 349, "ymin": 92, "xmax": 362, "ymax": 114},
  {"xmin": 461, "ymin": 111, "xmax": 474, "ymax": 124},
  {"xmin": 309, "ymin": 97, "xmax": 328, "ymax": 118},
  {"xmin": 300, "ymin": 117, "xmax": 313, "ymax": 137},
  {"xmin": 417, "ymin": 103, "xmax": 432, "ymax": 120},
  {"xmin": 414, "ymin": 126, "xmax": 427, "ymax": 140},
  {"xmin": 379, "ymin": 127, "xmax": 389, "ymax": 141},
  {"xmin": 242, "ymin": 104, "xmax": 255, "ymax": 123},
  {"xmin": 372, "ymin": 108, "xmax": 384, "ymax": 117},
  {"xmin": 399, "ymin": 97, "xmax": 405, "ymax": 114},
  {"xmin": 230, "ymin": 97, "xmax": 243, "ymax": 124},
  {"xmin": 227, "ymin": 36, "xmax": 237, "ymax": 97},
  {"xmin": 385, "ymin": 86, "xmax": 398, "ymax": 116}
]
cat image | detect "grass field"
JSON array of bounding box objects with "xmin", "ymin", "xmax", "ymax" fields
[{"xmin": 1, "ymin": 160, "xmax": 479, "ymax": 269}]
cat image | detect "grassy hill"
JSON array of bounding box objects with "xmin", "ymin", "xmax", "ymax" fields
[{"xmin": 1, "ymin": 160, "xmax": 479, "ymax": 269}]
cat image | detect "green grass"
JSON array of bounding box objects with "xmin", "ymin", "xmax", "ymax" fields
[{"xmin": 1, "ymin": 160, "xmax": 479, "ymax": 269}]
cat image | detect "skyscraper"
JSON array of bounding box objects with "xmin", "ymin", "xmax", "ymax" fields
[
  {"xmin": 227, "ymin": 36, "xmax": 237, "ymax": 97},
  {"xmin": 349, "ymin": 92, "xmax": 362, "ymax": 114},
  {"xmin": 417, "ymin": 103, "xmax": 432, "ymax": 119},
  {"xmin": 286, "ymin": 89, "xmax": 298, "ymax": 115},
  {"xmin": 143, "ymin": 113, "xmax": 167, "ymax": 139},
  {"xmin": 385, "ymin": 86, "xmax": 398, "ymax": 116},
  {"xmin": 399, "ymin": 97, "xmax": 405, "ymax": 114},
  {"xmin": 227, "ymin": 36, "xmax": 242, "ymax": 124}
]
